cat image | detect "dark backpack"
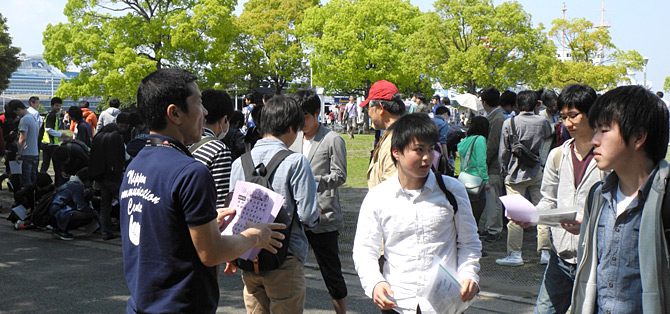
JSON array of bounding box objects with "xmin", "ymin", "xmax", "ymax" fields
[
  {"xmin": 236, "ymin": 149, "xmax": 295, "ymax": 273},
  {"xmin": 510, "ymin": 117, "xmax": 540, "ymax": 168},
  {"xmin": 26, "ymin": 189, "xmax": 57, "ymax": 228},
  {"xmin": 433, "ymin": 143, "xmax": 455, "ymax": 177}
]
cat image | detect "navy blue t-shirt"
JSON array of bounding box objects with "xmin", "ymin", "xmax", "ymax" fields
[{"xmin": 120, "ymin": 135, "xmax": 219, "ymax": 313}]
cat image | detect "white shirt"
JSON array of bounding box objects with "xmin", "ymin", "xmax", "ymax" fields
[
  {"xmin": 352, "ymin": 172, "xmax": 481, "ymax": 313},
  {"xmin": 302, "ymin": 138, "xmax": 313, "ymax": 158},
  {"xmin": 27, "ymin": 106, "xmax": 43, "ymax": 129}
]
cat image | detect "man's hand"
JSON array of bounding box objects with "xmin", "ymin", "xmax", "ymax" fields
[
  {"xmin": 560, "ymin": 219, "xmax": 581, "ymax": 235},
  {"xmin": 459, "ymin": 279, "xmax": 479, "ymax": 301},
  {"xmin": 241, "ymin": 223, "xmax": 286, "ymax": 253},
  {"xmin": 510, "ymin": 218, "xmax": 533, "ymax": 229},
  {"xmin": 216, "ymin": 208, "xmax": 236, "ymax": 231},
  {"xmin": 372, "ymin": 281, "xmax": 396, "ymax": 310}
]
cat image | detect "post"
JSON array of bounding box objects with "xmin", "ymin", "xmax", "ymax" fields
[{"xmin": 642, "ymin": 57, "xmax": 648, "ymax": 88}]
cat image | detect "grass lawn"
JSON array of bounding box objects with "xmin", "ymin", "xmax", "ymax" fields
[{"xmin": 340, "ymin": 132, "xmax": 463, "ymax": 188}]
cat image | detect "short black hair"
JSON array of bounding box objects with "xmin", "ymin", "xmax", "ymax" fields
[
  {"xmin": 68, "ymin": 106, "xmax": 83, "ymax": 122},
  {"xmin": 657, "ymin": 91, "xmax": 664, "ymax": 98},
  {"xmin": 202, "ymin": 89, "xmax": 233, "ymax": 124},
  {"xmin": 51, "ymin": 97, "xmax": 63, "ymax": 106},
  {"xmin": 517, "ymin": 90, "xmax": 539, "ymax": 112},
  {"xmin": 293, "ymin": 89, "xmax": 321, "ymax": 115},
  {"xmin": 136, "ymin": 68, "xmax": 197, "ymax": 131},
  {"xmin": 109, "ymin": 98, "xmax": 120, "ymax": 108},
  {"xmin": 480, "ymin": 87, "xmax": 500, "ymax": 107},
  {"xmin": 389, "ymin": 113, "xmax": 438, "ymax": 164},
  {"xmin": 558, "ymin": 84, "xmax": 597, "ymax": 115},
  {"xmin": 116, "ymin": 112, "xmax": 131, "ymax": 125},
  {"xmin": 262, "ymin": 94, "xmax": 273, "ymax": 103},
  {"xmin": 29, "ymin": 96, "xmax": 39, "ymax": 104},
  {"xmin": 499, "ymin": 90, "xmax": 517, "ymax": 107},
  {"xmin": 369, "ymin": 94, "xmax": 406, "ymax": 116},
  {"xmin": 539, "ymin": 88, "xmax": 558, "ymax": 111},
  {"xmin": 589, "ymin": 85, "xmax": 669, "ymax": 163},
  {"xmin": 80, "ymin": 100, "xmax": 90, "ymax": 108},
  {"xmin": 260, "ymin": 95, "xmax": 304, "ymax": 136},
  {"xmin": 228, "ymin": 110, "xmax": 244, "ymax": 129},
  {"xmin": 468, "ymin": 116, "xmax": 489, "ymax": 138},
  {"xmin": 415, "ymin": 93, "xmax": 426, "ymax": 104},
  {"xmin": 432, "ymin": 95, "xmax": 441, "ymax": 101},
  {"xmin": 435, "ymin": 106, "xmax": 450, "ymax": 116}
]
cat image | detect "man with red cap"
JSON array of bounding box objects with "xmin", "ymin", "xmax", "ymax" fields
[{"xmin": 362, "ymin": 80, "xmax": 406, "ymax": 188}]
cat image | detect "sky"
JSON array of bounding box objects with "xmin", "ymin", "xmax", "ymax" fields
[{"xmin": 1, "ymin": 0, "xmax": 666, "ymax": 91}]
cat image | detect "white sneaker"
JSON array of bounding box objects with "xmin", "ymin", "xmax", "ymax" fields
[
  {"xmin": 540, "ymin": 250, "xmax": 550, "ymax": 265},
  {"xmin": 496, "ymin": 251, "xmax": 524, "ymax": 266}
]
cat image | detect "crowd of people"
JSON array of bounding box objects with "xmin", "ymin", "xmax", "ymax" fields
[{"xmin": 3, "ymin": 67, "xmax": 670, "ymax": 314}]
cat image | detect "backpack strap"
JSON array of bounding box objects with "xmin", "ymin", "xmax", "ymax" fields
[
  {"xmin": 434, "ymin": 170, "xmax": 458, "ymax": 214},
  {"xmin": 188, "ymin": 135, "xmax": 217, "ymax": 154},
  {"xmin": 510, "ymin": 116, "xmax": 518, "ymax": 140}
]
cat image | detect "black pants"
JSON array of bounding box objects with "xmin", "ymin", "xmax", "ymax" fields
[
  {"xmin": 40, "ymin": 145, "xmax": 56, "ymax": 173},
  {"xmin": 305, "ymin": 230, "xmax": 348, "ymax": 300}
]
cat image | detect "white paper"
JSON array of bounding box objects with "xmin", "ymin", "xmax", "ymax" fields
[
  {"xmin": 500, "ymin": 194, "xmax": 538, "ymax": 224},
  {"xmin": 9, "ymin": 160, "xmax": 22, "ymax": 174},
  {"xmin": 537, "ymin": 207, "xmax": 578, "ymax": 227},
  {"xmin": 418, "ymin": 257, "xmax": 472, "ymax": 314},
  {"xmin": 221, "ymin": 181, "xmax": 285, "ymax": 260}
]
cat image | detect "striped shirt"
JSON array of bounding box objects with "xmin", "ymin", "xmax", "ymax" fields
[{"xmin": 192, "ymin": 128, "xmax": 232, "ymax": 207}]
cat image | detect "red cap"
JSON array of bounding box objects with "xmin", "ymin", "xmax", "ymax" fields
[{"xmin": 359, "ymin": 80, "xmax": 399, "ymax": 107}]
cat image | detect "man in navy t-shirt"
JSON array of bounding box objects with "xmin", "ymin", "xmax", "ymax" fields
[{"xmin": 120, "ymin": 68, "xmax": 286, "ymax": 314}]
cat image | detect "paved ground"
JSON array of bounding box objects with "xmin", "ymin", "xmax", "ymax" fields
[{"xmin": 0, "ymin": 185, "xmax": 543, "ymax": 313}]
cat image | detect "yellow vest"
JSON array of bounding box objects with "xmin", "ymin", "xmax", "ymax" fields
[{"xmin": 42, "ymin": 115, "xmax": 60, "ymax": 145}]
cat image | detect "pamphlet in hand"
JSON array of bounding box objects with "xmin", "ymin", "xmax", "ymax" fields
[
  {"xmin": 537, "ymin": 207, "xmax": 578, "ymax": 227},
  {"xmin": 499, "ymin": 194, "xmax": 538, "ymax": 224},
  {"xmin": 221, "ymin": 181, "xmax": 285, "ymax": 260},
  {"xmin": 417, "ymin": 256, "xmax": 472, "ymax": 314}
]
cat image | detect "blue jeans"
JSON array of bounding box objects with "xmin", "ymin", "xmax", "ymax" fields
[
  {"xmin": 535, "ymin": 250, "xmax": 576, "ymax": 314},
  {"xmin": 20, "ymin": 155, "xmax": 38, "ymax": 188}
]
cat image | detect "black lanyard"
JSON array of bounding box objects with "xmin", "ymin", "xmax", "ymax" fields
[{"xmin": 145, "ymin": 135, "xmax": 192, "ymax": 157}]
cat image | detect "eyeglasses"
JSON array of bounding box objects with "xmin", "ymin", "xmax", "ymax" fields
[{"xmin": 559, "ymin": 111, "xmax": 581, "ymax": 121}]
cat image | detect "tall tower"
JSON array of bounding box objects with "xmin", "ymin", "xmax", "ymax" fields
[
  {"xmin": 558, "ymin": 2, "xmax": 570, "ymax": 62},
  {"xmin": 594, "ymin": 0, "xmax": 610, "ymax": 65}
]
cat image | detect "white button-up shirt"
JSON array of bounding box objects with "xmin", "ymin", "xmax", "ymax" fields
[{"xmin": 353, "ymin": 172, "xmax": 482, "ymax": 313}]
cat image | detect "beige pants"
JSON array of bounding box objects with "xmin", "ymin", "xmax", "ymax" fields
[
  {"xmin": 504, "ymin": 173, "xmax": 552, "ymax": 253},
  {"xmin": 242, "ymin": 257, "xmax": 305, "ymax": 314},
  {"xmin": 480, "ymin": 173, "xmax": 504, "ymax": 235}
]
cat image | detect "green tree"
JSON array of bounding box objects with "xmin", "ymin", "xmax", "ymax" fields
[
  {"xmin": 236, "ymin": 0, "xmax": 318, "ymax": 94},
  {"xmin": 665, "ymin": 76, "xmax": 670, "ymax": 92},
  {"xmin": 410, "ymin": 0, "xmax": 555, "ymax": 93},
  {"xmin": 300, "ymin": 0, "xmax": 429, "ymax": 96},
  {"xmin": 43, "ymin": 0, "xmax": 237, "ymax": 103},
  {"xmin": 548, "ymin": 18, "xmax": 644, "ymax": 90},
  {"xmin": 0, "ymin": 13, "xmax": 21, "ymax": 92}
]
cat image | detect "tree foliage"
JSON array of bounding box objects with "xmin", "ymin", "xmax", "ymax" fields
[
  {"xmin": 410, "ymin": 0, "xmax": 555, "ymax": 93},
  {"xmin": 665, "ymin": 77, "xmax": 670, "ymax": 93},
  {"xmin": 300, "ymin": 0, "xmax": 429, "ymax": 96},
  {"xmin": 548, "ymin": 18, "xmax": 644, "ymax": 91},
  {"xmin": 0, "ymin": 13, "xmax": 21, "ymax": 92},
  {"xmin": 43, "ymin": 0, "xmax": 237, "ymax": 103},
  {"xmin": 236, "ymin": 0, "xmax": 318, "ymax": 94}
]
